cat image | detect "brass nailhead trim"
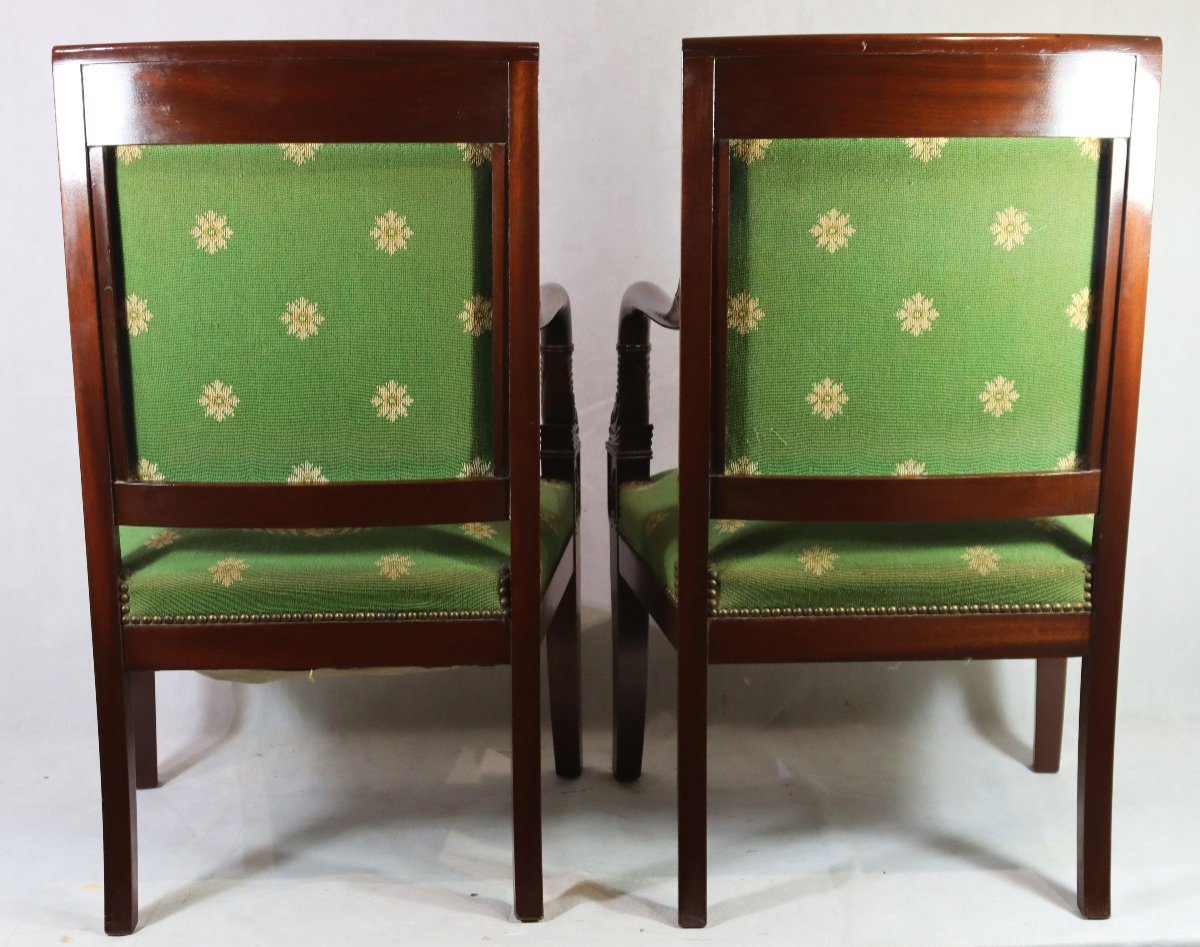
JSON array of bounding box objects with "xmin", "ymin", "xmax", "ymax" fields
[
  {"xmin": 123, "ymin": 609, "xmax": 509, "ymax": 626},
  {"xmin": 711, "ymin": 602, "xmax": 1091, "ymax": 618}
]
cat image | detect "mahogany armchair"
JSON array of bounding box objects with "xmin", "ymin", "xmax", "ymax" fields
[
  {"xmin": 53, "ymin": 40, "xmax": 580, "ymax": 933},
  {"xmin": 608, "ymin": 34, "xmax": 1160, "ymax": 927}
]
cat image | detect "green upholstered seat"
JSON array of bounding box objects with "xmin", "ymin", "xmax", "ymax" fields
[
  {"xmin": 618, "ymin": 471, "xmax": 1092, "ymax": 616},
  {"xmin": 120, "ymin": 480, "xmax": 573, "ymax": 624},
  {"xmin": 725, "ymin": 137, "xmax": 1104, "ymax": 477},
  {"xmin": 113, "ymin": 142, "xmax": 496, "ymax": 483}
]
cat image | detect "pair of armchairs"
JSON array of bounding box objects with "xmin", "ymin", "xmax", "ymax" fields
[{"xmin": 54, "ymin": 35, "xmax": 1159, "ymax": 934}]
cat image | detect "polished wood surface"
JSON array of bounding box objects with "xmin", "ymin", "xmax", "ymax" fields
[
  {"xmin": 608, "ymin": 33, "xmax": 1161, "ymax": 928},
  {"xmin": 711, "ymin": 471, "xmax": 1101, "ymax": 522},
  {"xmin": 53, "ymin": 40, "xmax": 570, "ymax": 934}
]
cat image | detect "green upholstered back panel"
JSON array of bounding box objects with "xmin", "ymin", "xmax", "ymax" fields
[
  {"xmin": 725, "ymin": 137, "xmax": 1106, "ymax": 477},
  {"xmin": 112, "ymin": 142, "xmax": 495, "ymax": 483}
]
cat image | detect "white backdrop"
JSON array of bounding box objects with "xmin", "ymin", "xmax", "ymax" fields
[{"xmin": 2, "ymin": 0, "xmax": 1198, "ymax": 768}]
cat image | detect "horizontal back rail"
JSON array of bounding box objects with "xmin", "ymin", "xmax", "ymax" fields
[
  {"xmin": 712, "ymin": 471, "xmax": 1100, "ymax": 522},
  {"xmin": 113, "ymin": 479, "xmax": 508, "ymax": 528},
  {"xmin": 82, "ymin": 58, "xmax": 510, "ymax": 145},
  {"xmin": 714, "ymin": 51, "xmax": 1136, "ymax": 139}
]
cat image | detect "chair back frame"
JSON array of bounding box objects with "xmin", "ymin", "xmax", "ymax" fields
[
  {"xmin": 54, "ymin": 41, "xmax": 544, "ymax": 672},
  {"xmin": 667, "ymin": 34, "xmax": 1160, "ymax": 926}
]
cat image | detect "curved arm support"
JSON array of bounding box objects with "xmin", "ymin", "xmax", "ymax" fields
[
  {"xmin": 539, "ymin": 283, "xmax": 579, "ymax": 490},
  {"xmin": 608, "ymin": 281, "xmax": 679, "ymax": 521}
]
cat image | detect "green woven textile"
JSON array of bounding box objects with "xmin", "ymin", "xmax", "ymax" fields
[
  {"xmin": 725, "ymin": 137, "xmax": 1104, "ymax": 477},
  {"xmin": 618, "ymin": 471, "xmax": 1092, "ymax": 615},
  {"xmin": 120, "ymin": 479, "xmax": 573, "ymax": 622},
  {"xmin": 112, "ymin": 142, "xmax": 495, "ymax": 483}
]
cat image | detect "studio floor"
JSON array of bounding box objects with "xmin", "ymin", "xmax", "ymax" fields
[{"xmin": 3, "ymin": 648, "xmax": 1198, "ymax": 946}]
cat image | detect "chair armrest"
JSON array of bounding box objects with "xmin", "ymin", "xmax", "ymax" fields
[
  {"xmin": 539, "ymin": 283, "xmax": 579, "ymax": 491},
  {"xmin": 607, "ymin": 280, "xmax": 679, "ymax": 521}
]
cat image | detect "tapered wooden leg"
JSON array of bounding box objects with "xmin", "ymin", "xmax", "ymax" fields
[
  {"xmin": 131, "ymin": 672, "xmax": 158, "ymax": 790},
  {"xmin": 511, "ymin": 618, "xmax": 543, "ymax": 921},
  {"xmin": 547, "ymin": 572, "xmax": 582, "ymax": 779},
  {"xmin": 96, "ymin": 667, "xmax": 138, "ymax": 935},
  {"xmin": 677, "ymin": 616, "xmax": 707, "ymax": 928},
  {"xmin": 1077, "ymin": 652, "xmax": 1118, "ymax": 919},
  {"xmin": 1033, "ymin": 658, "xmax": 1067, "ymax": 773},
  {"xmin": 612, "ymin": 565, "xmax": 649, "ymax": 782}
]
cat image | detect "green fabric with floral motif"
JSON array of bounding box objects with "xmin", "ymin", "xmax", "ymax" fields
[
  {"xmin": 120, "ymin": 479, "xmax": 573, "ymax": 622},
  {"xmin": 618, "ymin": 470, "xmax": 1092, "ymax": 614},
  {"xmin": 725, "ymin": 137, "xmax": 1104, "ymax": 477},
  {"xmin": 112, "ymin": 142, "xmax": 495, "ymax": 483}
]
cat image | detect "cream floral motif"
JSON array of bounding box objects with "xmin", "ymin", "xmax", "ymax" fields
[
  {"xmin": 905, "ymin": 137, "xmax": 949, "ymax": 162},
  {"xmin": 371, "ymin": 210, "xmax": 413, "ymax": 255},
  {"xmin": 191, "ymin": 210, "xmax": 233, "ymax": 254},
  {"xmin": 726, "ymin": 456, "xmax": 760, "ymax": 476},
  {"xmin": 1056, "ymin": 451, "xmax": 1081, "ymax": 471},
  {"xmin": 277, "ymin": 143, "xmax": 323, "ymax": 165},
  {"xmin": 810, "ymin": 208, "xmax": 855, "ymax": 253},
  {"xmin": 288, "ymin": 461, "xmax": 328, "ymax": 484},
  {"xmin": 1075, "ymin": 137, "xmax": 1102, "ymax": 161},
  {"xmin": 199, "ymin": 380, "xmax": 239, "ymax": 422},
  {"xmin": 894, "ymin": 459, "xmax": 927, "ymax": 477},
  {"xmin": 894, "ymin": 292, "xmax": 939, "ymax": 337},
  {"xmin": 125, "ymin": 294, "xmax": 153, "ymax": 337},
  {"xmin": 645, "ymin": 511, "xmax": 670, "ymax": 535},
  {"xmin": 727, "ymin": 292, "xmax": 765, "ymax": 335},
  {"xmin": 540, "ymin": 510, "xmax": 561, "ymax": 531},
  {"xmin": 456, "ymin": 143, "xmax": 492, "ymax": 167},
  {"xmin": 798, "ymin": 546, "xmax": 838, "ymax": 576},
  {"xmin": 730, "ymin": 139, "xmax": 772, "ymax": 163},
  {"xmin": 372, "ymin": 380, "xmax": 413, "ymax": 422},
  {"xmin": 281, "ymin": 297, "xmax": 325, "ymax": 340},
  {"xmin": 989, "ymin": 206, "xmax": 1031, "ymax": 251},
  {"xmin": 209, "ymin": 557, "xmax": 248, "ymax": 587},
  {"xmin": 458, "ymin": 294, "xmax": 494, "ymax": 336},
  {"xmin": 115, "ymin": 145, "xmax": 143, "ymax": 165},
  {"xmin": 1066, "ymin": 288, "xmax": 1092, "ymax": 331},
  {"xmin": 713, "ymin": 519, "xmax": 746, "ymax": 534},
  {"xmin": 979, "ymin": 376, "xmax": 1018, "ymax": 419},
  {"xmin": 807, "ymin": 377, "xmax": 848, "ymax": 420},
  {"xmin": 459, "ymin": 457, "xmax": 494, "ymax": 478},
  {"xmin": 461, "ymin": 522, "xmax": 497, "ymax": 539},
  {"xmin": 377, "ymin": 553, "xmax": 413, "ymax": 580},
  {"xmin": 145, "ymin": 529, "xmax": 180, "ymax": 549},
  {"xmin": 962, "ymin": 546, "xmax": 1001, "ymax": 577},
  {"xmin": 137, "ymin": 459, "xmax": 165, "ymax": 482}
]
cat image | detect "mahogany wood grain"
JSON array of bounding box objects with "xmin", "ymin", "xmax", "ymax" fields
[
  {"xmin": 611, "ymin": 527, "xmax": 651, "ymax": 782},
  {"xmin": 608, "ymin": 33, "xmax": 1160, "ymax": 928},
  {"xmin": 676, "ymin": 53, "xmax": 716, "ymax": 930},
  {"xmin": 506, "ymin": 56, "xmax": 543, "ymax": 923},
  {"xmin": 54, "ymin": 40, "xmax": 566, "ymax": 933},
  {"xmin": 1033, "ymin": 658, "xmax": 1069, "ymax": 773},
  {"xmin": 124, "ymin": 620, "xmax": 510, "ymax": 670},
  {"xmin": 708, "ymin": 614, "xmax": 1089, "ymax": 664},
  {"xmin": 712, "ymin": 471, "xmax": 1101, "ymax": 523}
]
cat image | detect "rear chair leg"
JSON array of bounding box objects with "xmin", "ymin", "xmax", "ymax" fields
[
  {"xmin": 547, "ymin": 572, "xmax": 583, "ymax": 779},
  {"xmin": 1033, "ymin": 658, "xmax": 1067, "ymax": 773},
  {"xmin": 96, "ymin": 667, "xmax": 138, "ymax": 935},
  {"xmin": 1077, "ymin": 653, "xmax": 1118, "ymax": 919},
  {"xmin": 612, "ymin": 565, "xmax": 649, "ymax": 782},
  {"xmin": 131, "ymin": 671, "xmax": 158, "ymax": 789}
]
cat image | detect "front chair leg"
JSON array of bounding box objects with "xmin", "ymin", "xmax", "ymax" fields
[
  {"xmin": 131, "ymin": 671, "xmax": 159, "ymax": 789},
  {"xmin": 511, "ymin": 617, "xmax": 544, "ymax": 921},
  {"xmin": 1032, "ymin": 658, "xmax": 1067, "ymax": 773},
  {"xmin": 612, "ymin": 554, "xmax": 649, "ymax": 782},
  {"xmin": 96, "ymin": 667, "xmax": 139, "ymax": 935},
  {"xmin": 547, "ymin": 572, "xmax": 583, "ymax": 779}
]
